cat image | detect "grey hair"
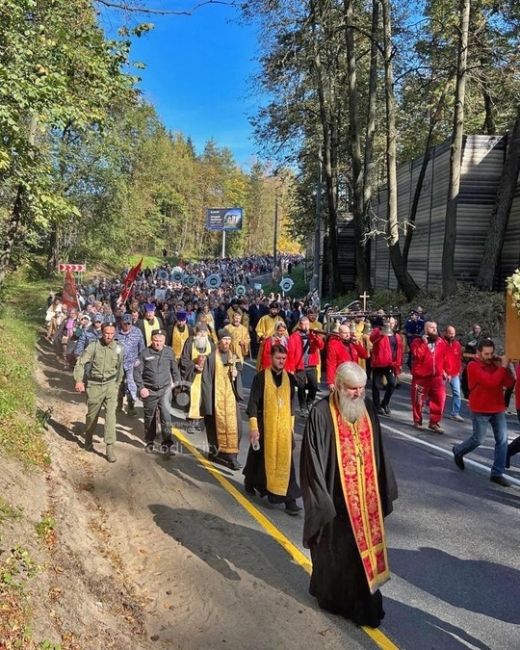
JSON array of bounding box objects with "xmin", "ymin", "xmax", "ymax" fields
[{"xmin": 335, "ymin": 362, "xmax": 367, "ymax": 388}]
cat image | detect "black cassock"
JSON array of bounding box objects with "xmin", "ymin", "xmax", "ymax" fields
[
  {"xmin": 300, "ymin": 397, "xmax": 398, "ymax": 628},
  {"xmin": 242, "ymin": 369, "xmax": 301, "ymax": 504}
]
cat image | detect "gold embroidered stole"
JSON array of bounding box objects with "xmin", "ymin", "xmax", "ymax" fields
[
  {"xmin": 214, "ymin": 352, "xmax": 239, "ymax": 453},
  {"xmin": 255, "ymin": 316, "xmax": 282, "ymax": 370},
  {"xmin": 329, "ymin": 396, "xmax": 390, "ymax": 593},
  {"xmin": 143, "ymin": 318, "xmax": 159, "ymax": 347},
  {"xmin": 263, "ymin": 370, "xmax": 292, "ymax": 495},
  {"xmin": 172, "ymin": 325, "xmax": 189, "ymax": 359},
  {"xmin": 188, "ymin": 339, "xmax": 212, "ymax": 419},
  {"xmin": 225, "ymin": 324, "xmax": 248, "ymax": 361}
]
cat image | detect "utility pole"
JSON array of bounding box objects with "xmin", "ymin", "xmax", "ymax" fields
[{"xmin": 221, "ymin": 229, "xmax": 226, "ymax": 258}]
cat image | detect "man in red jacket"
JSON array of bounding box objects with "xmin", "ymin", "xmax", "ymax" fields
[
  {"xmin": 370, "ymin": 317, "xmax": 403, "ymax": 415},
  {"xmin": 410, "ymin": 321, "xmax": 449, "ymax": 433},
  {"xmin": 443, "ymin": 325, "xmax": 464, "ymax": 421},
  {"xmin": 286, "ymin": 316, "xmax": 324, "ymax": 416},
  {"xmin": 325, "ymin": 323, "xmax": 368, "ymax": 392},
  {"xmin": 506, "ymin": 363, "xmax": 520, "ymax": 467},
  {"xmin": 453, "ymin": 338, "xmax": 514, "ymax": 487}
]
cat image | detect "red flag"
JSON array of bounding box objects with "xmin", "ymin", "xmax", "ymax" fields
[
  {"xmin": 117, "ymin": 258, "xmax": 143, "ymax": 307},
  {"xmin": 62, "ymin": 270, "xmax": 79, "ymax": 309}
]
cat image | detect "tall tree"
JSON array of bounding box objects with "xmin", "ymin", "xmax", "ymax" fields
[
  {"xmin": 344, "ymin": 0, "xmax": 372, "ymax": 293},
  {"xmin": 441, "ymin": 0, "xmax": 471, "ymax": 296},
  {"xmin": 380, "ymin": 0, "xmax": 419, "ymax": 300}
]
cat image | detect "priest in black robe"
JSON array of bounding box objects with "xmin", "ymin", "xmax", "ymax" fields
[
  {"xmin": 301, "ymin": 361, "xmax": 397, "ymax": 628},
  {"xmin": 243, "ymin": 343, "xmax": 301, "ymax": 514},
  {"xmin": 180, "ymin": 326, "xmax": 242, "ymax": 469}
]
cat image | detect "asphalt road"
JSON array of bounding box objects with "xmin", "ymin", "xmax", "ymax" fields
[{"xmin": 169, "ymin": 362, "xmax": 520, "ymax": 650}]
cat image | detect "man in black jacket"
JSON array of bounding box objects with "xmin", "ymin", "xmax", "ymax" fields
[{"xmin": 134, "ymin": 329, "xmax": 181, "ymax": 453}]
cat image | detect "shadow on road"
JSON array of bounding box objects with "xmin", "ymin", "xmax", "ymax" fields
[
  {"xmin": 149, "ymin": 503, "xmax": 313, "ymax": 601},
  {"xmin": 390, "ymin": 546, "xmax": 519, "ymax": 624},
  {"xmin": 385, "ymin": 597, "xmax": 491, "ymax": 650}
]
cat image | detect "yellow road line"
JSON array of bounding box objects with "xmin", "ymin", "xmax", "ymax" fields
[
  {"xmin": 173, "ymin": 428, "xmax": 311, "ymax": 572},
  {"xmin": 173, "ymin": 427, "xmax": 400, "ymax": 650}
]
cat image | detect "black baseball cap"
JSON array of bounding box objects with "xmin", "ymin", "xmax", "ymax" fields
[{"xmin": 151, "ymin": 329, "xmax": 166, "ymax": 337}]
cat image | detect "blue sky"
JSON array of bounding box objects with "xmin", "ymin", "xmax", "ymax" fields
[{"xmin": 102, "ymin": 3, "xmax": 262, "ymax": 169}]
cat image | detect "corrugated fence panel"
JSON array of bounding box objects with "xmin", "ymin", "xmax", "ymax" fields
[
  {"xmin": 500, "ymin": 180, "xmax": 520, "ymax": 284},
  {"xmin": 371, "ymin": 134, "xmax": 518, "ymax": 290}
]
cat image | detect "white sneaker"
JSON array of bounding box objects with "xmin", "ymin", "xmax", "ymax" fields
[{"xmin": 449, "ymin": 414, "xmax": 464, "ymax": 422}]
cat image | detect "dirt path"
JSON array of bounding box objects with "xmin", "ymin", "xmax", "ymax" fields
[{"xmin": 31, "ymin": 337, "xmax": 354, "ymax": 649}]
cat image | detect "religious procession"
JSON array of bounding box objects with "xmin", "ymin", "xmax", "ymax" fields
[{"xmin": 41, "ymin": 254, "xmax": 520, "ymax": 639}]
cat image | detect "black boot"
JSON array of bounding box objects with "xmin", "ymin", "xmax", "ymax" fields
[
  {"xmin": 285, "ymin": 500, "xmax": 302, "ymax": 516},
  {"xmin": 506, "ymin": 436, "xmax": 520, "ymax": 468}
]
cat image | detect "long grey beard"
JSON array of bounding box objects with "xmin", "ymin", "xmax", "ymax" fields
[
  {"xmin": 336, "ymin": 392, "xmax": 367, "ymax": 423},
  {"xmin": 194, "ymin": 336, "xmax": 208, "ymax": 353}
]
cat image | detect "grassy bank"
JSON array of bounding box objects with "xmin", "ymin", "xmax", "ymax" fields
[
  {"xmin": 0, "ymin": 274, "xmax": 50, "ymax": 467},
  {"xmin": 0, "ymin": 271, "xmax": 55, "ymax": 648}
]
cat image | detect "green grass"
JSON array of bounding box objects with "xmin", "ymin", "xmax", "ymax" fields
[
  {"xmin": 0, "ymin": 273, "xmax": 50, "ymax": 468},
  {"xmin": 127, "ymin": 253, "xmax": 180, "ymax": 269},
  {"xmin": 35, "ymin": 514, "xmax": 55, "ymax": 540},
  {"xmin": 0, "ymin": 496, "xmax": 22, "ymax": 525}
]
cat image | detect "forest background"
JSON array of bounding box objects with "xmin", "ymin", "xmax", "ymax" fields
[{"xmin": 0, "ymin": 0, "xmax": 519, "ymax": 298}]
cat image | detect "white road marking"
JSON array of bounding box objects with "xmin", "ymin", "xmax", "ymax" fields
[{"xmin": 379, "ymin": 421, "xmax": 520, "ymax": 488}]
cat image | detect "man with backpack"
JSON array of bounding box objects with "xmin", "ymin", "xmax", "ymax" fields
[{"xmin": 452, "ymin": 338, "xmax": 515, "ymax": 487}]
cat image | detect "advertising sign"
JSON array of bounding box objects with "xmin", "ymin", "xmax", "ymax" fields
[{"xmin": 205, "ymin": 208, "xmax": 243, "ymax": 231}]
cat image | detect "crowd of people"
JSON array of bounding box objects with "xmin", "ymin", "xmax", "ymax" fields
[{"xmin": 43, "ymin": 257, "xmax": 519, "ymax": 630}]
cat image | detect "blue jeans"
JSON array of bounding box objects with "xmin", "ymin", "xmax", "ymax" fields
[
  {"xmin": 454, "ymin": 412, "xmax": 508, "ymax": 476},
  {"xmin": 447, "ymin": 375, "xmax": 461, "ymax": 416}
]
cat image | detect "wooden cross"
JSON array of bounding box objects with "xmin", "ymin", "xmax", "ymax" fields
[{"xmin": 360, "ymin": 291, "xmax": 370, "ymax": 311}]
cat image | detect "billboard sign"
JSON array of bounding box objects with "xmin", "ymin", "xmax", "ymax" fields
[{"xmin": 206, "ymin": 207, "xmax": 243, "ymax": 231}]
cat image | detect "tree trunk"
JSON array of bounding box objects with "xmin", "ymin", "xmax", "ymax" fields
[
  {"xmin": 46, "ymin": 225, "xmax": 61, "ymax": 276},
  {"xmin": 0, "ymin": 186, "xmax": 25, "ymax": 286},
  {"xmin": 380, "ymin": 0, "xmax": 419, "ymax": 300},
  {"xmin": 344, "ymin": 0, "xmax": 371, "ymax": 294},
  {"xmin": 360, "ymin": 0, "xmax": 379, "ymax": 287},
  {"xmin": 0, "ymin": 115, "xmax": 38, "ymax": 286},
  {"xmin": 311, "ymin": 1, "xmax": 342, "ymax": 296},
  {"xmin": 441, "ymin": 0, "xmax": 471, "ymax": 297},
  {"xmin": 362, "ymin": 0, "xmax": 379, "ymax": 220},
  {"xmin": 476, "ymin": 115, "xmax": 520, "ymax": 290},
  {"xmin": 403, "ymin": 81, "xmax": 450, "ymax": 265},
  {"xmin": 482, "ymin": 86, "xmax": 496, "ymax": 135}
]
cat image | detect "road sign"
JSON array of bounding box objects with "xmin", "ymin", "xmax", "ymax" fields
[
  {"xmin": 235, "ymin": 284, "xmax": 246, "ymax": 296},
  {"xmin": 280, "ymin": 277, "xmax": 294, "ymax": 293},
  {"xmin": 59, "ymin": 263, "xmax": 86, "ymax": 272},
  {"xmin": 205, "ymin": 273, "xmax": 222, "ymax": 289}
]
